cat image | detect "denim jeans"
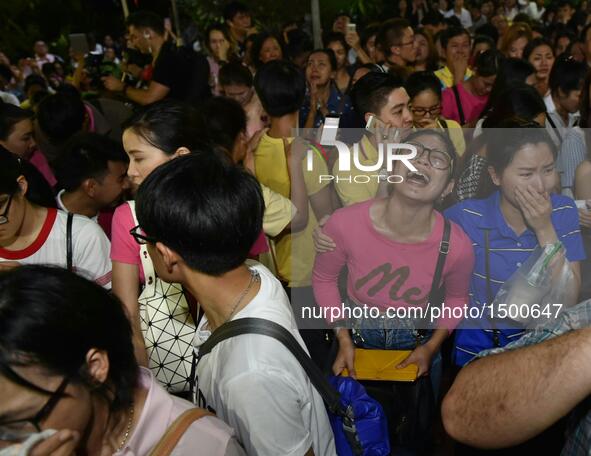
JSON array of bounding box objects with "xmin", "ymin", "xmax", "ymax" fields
[{"xmin": 351, "ymin": 316, "xmax": 442, "ymax": 402}]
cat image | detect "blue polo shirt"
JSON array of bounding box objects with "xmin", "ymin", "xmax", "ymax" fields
[
  {"xmin": 299, "ymin": 84, "xmax": 354, "ymax": 129},
  {"xmin": 444, "ymin": 191, "xmax": 585, "ymax": 366}
]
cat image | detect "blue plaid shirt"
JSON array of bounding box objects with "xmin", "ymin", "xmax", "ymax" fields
[{"xmin": 476, "ymin": 299, "xmax": 591, "ymax": 456}]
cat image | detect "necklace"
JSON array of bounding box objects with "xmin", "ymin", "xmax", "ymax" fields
[
  {"xmin": 225, "ymin": 268, "xmax": 260, "ymax": 323},
  {"xmin": 116, "ymin": 403, "xmax": 135, "ymax": 452}
]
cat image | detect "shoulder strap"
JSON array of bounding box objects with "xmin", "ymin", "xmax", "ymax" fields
[
  {"xmin": 127, "ymin": 201, "xmax": 157, "ymax": 296},
  {"xmin": 199, "ymin": 318, "xmax": 345, "ymax": 415},
  {"xmin": 546, "ymin": 114, "xmax": 563, "ymax": 144},
  {"xmin": 66, "ymin": 213, "xmax": 74, "ymax": 272},
  {"xmin": 452, "ymin": 85, "xmax": 466, "ymax": 126},
  {"xmin": 428, "ymin": 217, "xmax": 451, "ymax": 303},
  {"xmin": 484, "ymin": 229, "xmax": 500, "ymax": 347},
  {"xmin": 197, "ymin": 318, "xmax": 364, "ymax": 453},
  {"xmin": 149, "ymin": 408, "xmax": 213, "ymax": 456}
]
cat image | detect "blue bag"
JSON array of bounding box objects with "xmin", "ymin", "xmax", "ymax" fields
[
  {"xmin": 198, "ymin": 318, "xmax": 390, "ymax": 456},
  {"xmin": 329, "ymin": 376, "xmax": 391, "ymax": 455}
]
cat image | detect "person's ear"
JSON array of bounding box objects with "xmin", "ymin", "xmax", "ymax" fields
[
  {"xmin": 173, "ymin": 146, "xmax": 191, "ymax": 157},
  {"xmin": 442, "ymin": 178, "xmax": 455, "ymax": 199},
  {"xmin": 155, "ymin": 242, "xmax": 181, "ymax": 274},
  {"xmin": 390, "ymin": 45, "xmax": 401, "ymax": 57},
  {"xmin": 82, "ymin": 178, "xmax": 97, "ymax": 198},
  {"xmin": 16, "ymin": 175, "xmax": 28, "ymax": 197},
  {"xmin": 488, "ymin": 165, "xmax": 501, "ymax": 186},
  {"xmin": 85, "ymin": 348, "xmax": 110, "ymax": 384}
]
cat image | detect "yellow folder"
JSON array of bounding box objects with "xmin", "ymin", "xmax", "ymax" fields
[{"xmin": 342, "ymin": 349, "xmax": 419, "ymax": 382}]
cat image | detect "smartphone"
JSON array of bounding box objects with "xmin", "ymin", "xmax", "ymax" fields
[
  {"xmin": 320, "ymin": 115, "xmax": 340, "ymax": 145},
  {"xmin": 575, "ymin": 200, "xmax": 590, "ymax": 210},
  {"xmin": 164, "ymin": 17, "xmax": 172, "ymax": 30},
  {"xmin": 69, "ymin": 33, "xmax": 89, "ymax": 55},
  {"xmin": 347, "ymin": 23, "xmax": 357, "ymax": 34}
]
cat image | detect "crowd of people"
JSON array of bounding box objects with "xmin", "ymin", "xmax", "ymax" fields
[{"xmin": 1, "ymin": 0, "xmax": 591, "ymax": 454}]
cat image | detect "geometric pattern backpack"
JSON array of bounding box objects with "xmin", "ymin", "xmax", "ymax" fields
[{"xmin": 129, "ymin": 201, "xmax": 197, "ymax": 394}]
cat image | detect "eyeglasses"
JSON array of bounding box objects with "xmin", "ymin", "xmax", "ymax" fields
[
  {"xmin": 0, "ymin": 376, "xmax": 70, "ymax": 442},
  {"xmin": 397, "ymin": 40, "xmax": 415, "ymax": 48},
  {"xmin": 410, "ymin": 104, "xmax": 441, "ymax": 117},
  {"xmin": 130, "ymin": 224, "xmax": 158, "ymax": 245},
  {"xmin": 0, "ymin": 194, "xmax": 14, "ymax": 225},
  {"xmin": 405, "ymin": 141, "xmax": 453, "ymax": 170}
]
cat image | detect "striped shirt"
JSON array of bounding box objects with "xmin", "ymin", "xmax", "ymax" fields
[
  {"xmin": 445, "ymin": 191, "xmax": 586, "ymax": 366},
  {"xmin": 476, "ymin": 299, "xmax": 591, "ymax": 456},
  {"xmin": 557, "ymin": 127, "xmax": 587, "ymax": 198}
]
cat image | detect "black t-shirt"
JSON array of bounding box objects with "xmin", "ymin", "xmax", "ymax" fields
[{"xmin": 153, "ymin": 41, "xmax": 208, "ymax": 102}]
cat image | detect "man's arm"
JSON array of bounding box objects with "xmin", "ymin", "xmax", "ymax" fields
[
  {"xmin": 442, "ymin": 327, "xmax": 591, "ymax": 448},
  {"xmin": 103, "ymin": 75, "xmax": 169, "ymax": 105},
  {"xmin": 124, "ymin": 80, "xmax": 170, "ymax": 105}
]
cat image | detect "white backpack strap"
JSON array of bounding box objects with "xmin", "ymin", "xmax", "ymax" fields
[{"xmin": 127, "ymin": 201, "xmax": 156, "ymax": 297}]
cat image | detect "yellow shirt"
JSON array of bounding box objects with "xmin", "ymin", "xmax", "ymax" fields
[
  {"xmin": 333, "ymin": 135, "xmax": 380, "ymax": 207},
  {"xmin": 434, "ymin": 66, "xmax": 473, "ymax": 89},
  {"xmin": 261, "ymin": 184, "xmax": 294, "ymax": 238},
  {"xmin": 254, "ymin": 134, "xmax": 329, "ymax": 287},
  {"xmin": 437, "ymin": 118, "xmax": 466, "ymax": 157}
]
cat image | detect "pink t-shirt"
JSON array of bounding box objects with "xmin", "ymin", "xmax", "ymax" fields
[
  {"xmin": 111, "ymin": 203, "xmax": 145, "ymax": 284},
  {"xmin": 441, "ymin": 82, "xmax": 488, "ymax": 125},
  {"xmin": 312, "ymin": 199, "xmax": 474, "ymax": 330},
  {"xmin": 110, "ymin": 203, "xmax": 269, "ymax": 285},
  {"xmin": 29, "ymin": 149, "xmax": 57, "ymax": 188},
  {"xmin": 115, "ymin": 368, "xmax": 244, "ymax": 456}
]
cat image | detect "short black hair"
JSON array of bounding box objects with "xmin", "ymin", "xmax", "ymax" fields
[
  {"xmin": 199, "ymin": 97, "xmax": 246, "ymax": 155},
  {"xmin": 136, "ymin": 153, "xmax": 264, "ymax": 276},
  {"xmin": 53, "ymin": 133, "xmax": 128, "ymax": 192},
  {"xmin": 219, "ymin": 61, "xmax": 253, "ymax": 87},
  {"xmin": 324, "ymin": 31, "xmax": 350, "ymax": 53},
  {"xmin": 350, "ymin": 71, "xmax": 405, "ymax": 117},
  {"xmin": 405, "ymin": 71, "xmax": 442, "ymax": 100},
  {"xmin": 523, "ymin": 37, "xmax": 553, "ymax": 61},
  {"xmin": 308, "ymin": 48, "xmax": 338, "ymax": 71},
  {"xmin": 36, "ymin": 91, "xmax": 86, "ymax": 145},
  {"xmin": 122, "ymin": 99, "xmax": 205, "ymax": 156},
  {"xmin": 473, "ymin": 49, "xmax": 502, "ymax": 77},
  {"xmin": 223, "ymin": 1, "xmax": 250, "ymax": 22},
  {"xmin": 422, "ymin": 11, "xmax": 445, "ymax": 26},
  {"xmin": 0, "ymin": 103, "xmax": 33, "ymax": 141},
  {"xmin": 376, "ymin": 18, "xmax": 411, "ymax": 57},
  {"xmin": 24, "ymin": 74, "xmax": 47, "ymax": 94},
  {"xmin": 473, "ymin": 34, "xmax": 496, "ymax": 50},
  {"xmin": 0, "ymin": 64, "xmax": 12, "ymax": 83},
  {"xmin": 254, "ymin": 60, "xmax": 306, "ymax": 117},
  {"xmin": 441, "ymin": 27, "xmax": 471, "ymax": 50},
  {"xmin": 126, "ymin": 11, "xmax": 164, "ymax": 35},
  {"xmin": 483, "ymin": 83, "xmax": 547, "ymax": 128},
  {"xmin": 0, "ymin": 266, "xmax": 138, "ymax": 412},
  {"xmin": 549, "ymin": 54, "xmax": 587, "ymax": 96},
  {"xmin": 250, "ymin": 33, "xmax": 285, "ymax": 70},
  {"xmin": 474, "ymin": 23, "xmax": 499, "ymax": 44}
]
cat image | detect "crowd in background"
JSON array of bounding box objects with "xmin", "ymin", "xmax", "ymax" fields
[{"xmin": 1, "ymin": 0, "xmax": 591, "ymax": 454}]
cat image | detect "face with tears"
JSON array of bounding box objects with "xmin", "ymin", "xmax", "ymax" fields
[{"xmin": 392, "ymin": 129, "xmax": 456, "ymax": 205}]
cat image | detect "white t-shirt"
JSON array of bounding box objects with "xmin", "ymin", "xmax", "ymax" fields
[
  {"xmin": 0, "ymin": 208, "xmax": 111, "ymax": 288},
  {"xmin": 194, "ymin": 263, "xmax": 336, "ymax": 456},
  {"xmin": 445, "ymin": 8, "xmax": 473, "ymax": 28}
]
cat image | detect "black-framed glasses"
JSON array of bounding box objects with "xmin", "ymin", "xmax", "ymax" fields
[
  {"xmin": 397, "ymin": 40, "xmax": 415, "ymax": 47},
  {"xmin": 0, "ymin": 376, "xmax": 70, "ymax": 442},
  {"xmin": 130, "ymin": 224, "xmax": 158, "ymax": 245},
  {"xmin": 0, "ymin": 194, "xmax": 14, "ymax": 225},
  {"xmin": 405, "ymin": 141, "xmax": 453, "ymax": 170},
  {"xmin": 410, "ymin": 104, "xmax": 442, "ymax": 117}
]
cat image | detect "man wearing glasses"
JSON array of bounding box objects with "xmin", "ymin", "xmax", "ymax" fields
[{"xmin": 376, "ymin": 18, "xmax": 417, "ymax": 79}]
